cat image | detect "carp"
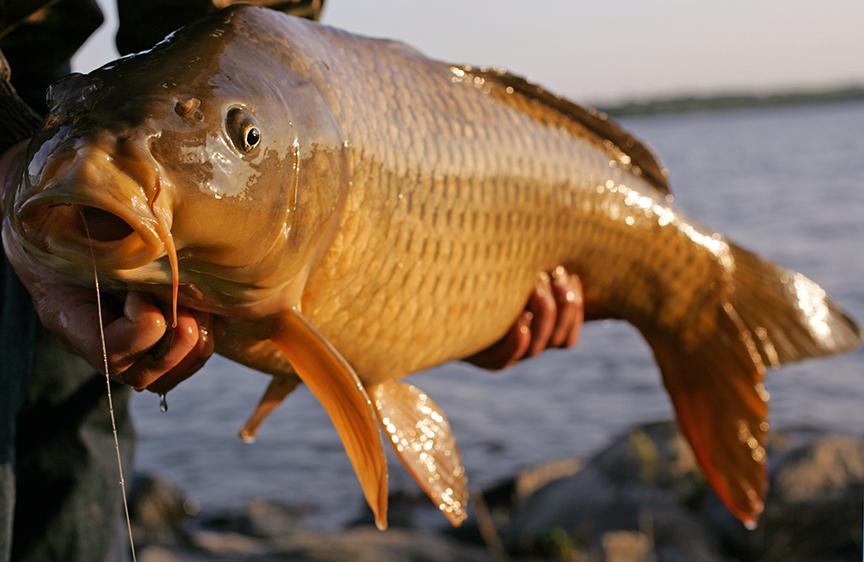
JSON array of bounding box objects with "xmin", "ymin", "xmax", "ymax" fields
[{"xmin": 2, "ymin": 6, "xmax": 860, "ymax": 529}]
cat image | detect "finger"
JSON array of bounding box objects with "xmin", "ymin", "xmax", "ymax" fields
[
  {"xmin": 114, "ymin": 307, "xmax": 202, "ymax": 390},
  {"xmin": 525, "ymin": 272, "xmax": 556, "ymax": 357},
  {"xmin": 101, "ymin": 292, "xmax": 169, "ymax": 374},
  {"xmin": 465, "ymin": 310, "xmax": 533, "ymax": 370},
  {"xmin": 145, "ymin": 311, "xmax": 217, "ymax": 395},
  {"xmin": 29, "ymin": 283, "xmax": 163, "ymax": 375},
  {"xmin": 549, "ymin": 270, "xmax": 584, "ymax": 348}
]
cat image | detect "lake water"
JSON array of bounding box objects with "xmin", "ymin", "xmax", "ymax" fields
[{"xmin": 130, "ymin": 101, "xmax": 864, "ymax": 530}]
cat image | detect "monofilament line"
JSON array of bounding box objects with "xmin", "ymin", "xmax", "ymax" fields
[{"xmin": 80, "ymin": 211, "xmax": 138, "ymax": 562}]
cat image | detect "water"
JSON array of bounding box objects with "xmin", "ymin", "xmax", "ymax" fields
[{"xmin": 130, "ymin": 101, "xmax": 864, "ymax": 530}]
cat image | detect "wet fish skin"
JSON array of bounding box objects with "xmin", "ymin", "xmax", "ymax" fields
[{"xmin": 3, "ymin": 6, "xmax": 861, "ymax": 529}]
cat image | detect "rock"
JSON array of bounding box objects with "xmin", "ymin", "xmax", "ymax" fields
[
  {"xmin": 497, "ymin": 421, "xmax": 724, "ymax": 561},
  {"xmin": 137, "ymin": 546, "xmax": 178, "ymax": 562},
  {"xmin": 752, "ymin": 434, "xmax": 864, "ymax": 562},
  {"xmin": 472, "ymin": 423, "xmax": 864, "ymax": 562},
  {"xmin": 771, "ymin": 434, "xmax": 864, "ymax": 502},
  {"xmin": 271, "ymin": 526, "xmax": 495, "ymax": 562},
  {"xmin": 511, "ymin": 457, "xmax": 585, "ymax": 505},
  {"xmin": 186, "ymin": 500, "xmax": 495, "ymax": 562},
  {"xmin": 190, "ymin": 530, "xmax": 271, "ymax": 557},
  {"xmin": 129, "ymin": 473, "xmax": 195, "ymax": 547},
  {"xmin": 125, "ymin": 424, "xmax": 864, "ymax": 562},
  {"xmin": 601, "ymin": 530, "xmax": 654, "ymax": 562}
]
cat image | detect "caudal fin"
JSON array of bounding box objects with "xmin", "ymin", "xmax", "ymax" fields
[
  {"xmin": 725, "ymin": 243, "xmax": 861, "ymax": 364},
  {"xmin": 642, "ymin": 243, "xmax": 861, "ymax": 527}
]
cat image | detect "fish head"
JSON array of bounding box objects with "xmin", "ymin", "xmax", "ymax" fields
[{"xmin": 4, "ymin": 7, "xmax": 347, "ymax": 319}]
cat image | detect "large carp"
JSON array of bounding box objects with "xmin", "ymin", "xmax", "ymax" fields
[{"xmin": 2, "ymin": 6, "xmax": 860, "ymax": 530}]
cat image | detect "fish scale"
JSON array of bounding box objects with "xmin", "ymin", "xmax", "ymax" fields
[
  {"xmin": 302, "ymin": 48, "xmax": 617, "ymax": 370},
  {"xmin": 4, "ymin": 5, "xmax": 859, "ymax": 530}
]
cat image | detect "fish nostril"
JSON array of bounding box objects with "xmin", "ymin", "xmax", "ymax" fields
[{"xmin": 76, "ymin": 205, "xmax": 135, "ymax": 242}]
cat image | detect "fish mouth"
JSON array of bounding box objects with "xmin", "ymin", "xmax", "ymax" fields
[
  {"xmin": 17, "ymin": 189, "xmax": 168, "ymax": 272},
  {"xmin": 72, "ymin": 205, "xmax": 136, "ymax": 242},
  {"xmin": 14, "ymin": 151, "xmax": 181, "ymax": 322}
]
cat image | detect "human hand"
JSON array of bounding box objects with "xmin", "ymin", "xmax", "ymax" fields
[
  {"xmin": 2, "ymin": 140, "xmax": 216, "ymax": 393},
  {"xmin": 466, "ymin": 267, "xmax": 583, "ymax": 370}
]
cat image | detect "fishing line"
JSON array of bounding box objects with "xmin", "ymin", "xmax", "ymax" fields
[{"xmin": 79, "ymin": 209, "xmax": 138, "ymax": 562}]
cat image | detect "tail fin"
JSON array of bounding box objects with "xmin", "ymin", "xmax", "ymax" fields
[
  {"xmin": 726, "ymin": 243, "xmax": 861, "ymax": 364},
  {"xmin": 642, "ymin": 243, "xmax": 861, "ymax": 527}
]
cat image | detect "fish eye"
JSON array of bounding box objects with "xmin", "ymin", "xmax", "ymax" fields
[
  {"xmin": 245, "ymin": 126, "xmax": 260, "ymax": 148},
  {"xmin": 226, "ymin": 107, "xmax": 261, "ymax": 154}
]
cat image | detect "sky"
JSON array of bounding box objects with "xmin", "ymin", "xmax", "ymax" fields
[{"xmin": 72, "ymin": 0, "xmax": 864, "ymax": 106}]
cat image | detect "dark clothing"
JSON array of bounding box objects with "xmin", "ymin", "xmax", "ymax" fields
[
  {"xmin": 0, "ymin": 247, "xmax": 37, "ymax": 558},
  {"xmin": 0, "ymin": 0, "xmax": 104, "ymax": 114},
  {"xmin": 1, "ymin": 255, "xmax": 135, "ymax": 562},
  {"xmin": 2, "ymin": 1, "xmax": 135, "ymax": 558},
  {"xmin": 1, "ymin": 2, "xmax": 132, "ymax": 558},
  {"xmin": 115, "ymin": 0, "xmax": 323, "ymax": 57}
]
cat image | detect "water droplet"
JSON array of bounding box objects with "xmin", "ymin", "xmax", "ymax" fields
[
  {"xmin": 183, "ymin": 498, "xmax": 201, "ymax": 516},
  {"xmin": 159, "ymin": 394, "xmax": 168, "ymax": 412}
]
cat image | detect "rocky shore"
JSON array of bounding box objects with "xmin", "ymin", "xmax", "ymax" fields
[{"xmin": 129, "ymin": 421, "xmax": 863, "ymax": 562}]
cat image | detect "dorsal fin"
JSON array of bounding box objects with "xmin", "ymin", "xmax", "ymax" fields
[{"xmin": 455, "ymin": 65, "xmax": 670, "ymax": 194}]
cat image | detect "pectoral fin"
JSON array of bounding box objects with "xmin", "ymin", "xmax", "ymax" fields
[
  {"xmin": 270, "ymin": 309, "xmax": 389, "ymax": 530},
  {"xmin": 240, "ymin": 376, "xmax": 301, "ymax": 443},
  {"xmin": 371, "ymin": 379, "xmax": 467, "ymax": 526}
]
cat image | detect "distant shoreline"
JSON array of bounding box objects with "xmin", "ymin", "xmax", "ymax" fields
[{"xmin": 595, "ymin": 85, "xmax": 864, "ymax": 117}]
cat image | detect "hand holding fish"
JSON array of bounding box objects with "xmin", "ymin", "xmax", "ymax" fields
[
  {"xmin": 1, "ymin": 140, "xmax": 217, "ymax": 392},
  {"xmin": 467, "ymin": 268, "xmax": 583, "ymax": 370},
  {"xmin": 18, "ymin": 273, "xmax": 216, "ymax": 392}
]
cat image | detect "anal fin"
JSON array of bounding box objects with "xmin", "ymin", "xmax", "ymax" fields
[
  {"xmin": 239, "ymin": 376, "xmax": 301, "ymax": 443},
  {"xmin": 271, "ymin": 309, "xmax": 389, "ymax": 530},
  {"xmin": 371, "ymin": 379, "xmax": 468, "ymax": 526}
]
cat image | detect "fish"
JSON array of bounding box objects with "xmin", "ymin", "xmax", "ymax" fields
[{"xmin": 2, "ymin": 5, "xmax": 860, "ymax": 530}]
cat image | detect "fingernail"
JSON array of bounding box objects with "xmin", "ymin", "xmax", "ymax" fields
[{"xmin": 519, "ymin": 311, "xmax": 533, "ymax": 334}]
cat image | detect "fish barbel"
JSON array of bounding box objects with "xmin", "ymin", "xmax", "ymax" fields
[{"xmin": 2, "ymin": 6, "xmax": 860, "ymax": 530}]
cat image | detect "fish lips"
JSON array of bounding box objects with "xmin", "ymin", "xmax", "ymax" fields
[{"xmin": 14, "ymin": 169, "xmax": 174, "ymax": 278}]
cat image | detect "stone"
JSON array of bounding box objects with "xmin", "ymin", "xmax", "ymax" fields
[
  {"xmin": 499, "ymin": 421, "xmax": 725, "ymax": 561},
  {"xmin": 129, "ymin": 473, "xmax": 193, "ymax": 547},
  {"xmin": 751, "ymin": 434, "xmax": 864, "ymax": 562}
]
